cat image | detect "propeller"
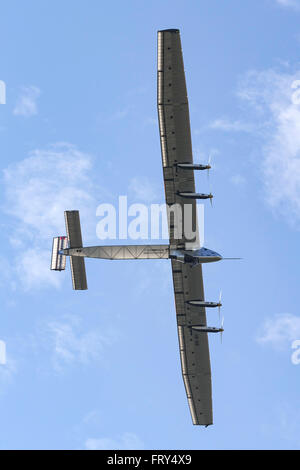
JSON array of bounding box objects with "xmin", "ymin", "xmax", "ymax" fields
[
  {"xmin": 220, "ymin": 315, "xmax": 224, "ymax": 344},
  {"xmin": 207, "ymin": 155, "xmax": 213, "ymax": 206},
  {"xmin": 218, "ymin": 290, "xmax": 222, "ymax": 320},
  {"xmin": 207, "ymin": 153, "xmax": 212, "ymax": 180}
]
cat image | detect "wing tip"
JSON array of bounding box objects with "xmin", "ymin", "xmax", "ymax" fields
[{"xmin": 158, "ymin": 28, "xmax": 180, "ymax": 34}]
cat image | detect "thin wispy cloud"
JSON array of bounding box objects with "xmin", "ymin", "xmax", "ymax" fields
[
  {"xmin": 42, "ymin": 315, "xmax": 119, "ymax": 373},
  {"xmin": 85, "ymin": 432, "xmax": 144, "ymax": 450},
  {"xmin": 16, "ymin": 249, "xmax": 60, "ymax": 290},
  {"xmin": 82, "ymin": 409, "xmax": 102, "ymax": 425},
  {"xmin": 237, "ymin": 68, "xmax": 300, "ymax": 226},
  {"xmin": 275, "ymin": 0, "xmax": 300, "ymax": 10},
  {"xmin": 3, "ymin": 143, "xmax": 96, "ymax": 290},
  {"xmin": 129, "ymin": 177, "xmax": 160, "ymax": 203},
  {"xmin": 256, "ymin": 313, "xmax": 300, "ymax": 349},
  {"xmin": 208, "ymin": 118, "xmax": 254, "ymax": 133},
  {"xmin": 13, "ymin": 86, "xmax": 41, "ymax": 117}
]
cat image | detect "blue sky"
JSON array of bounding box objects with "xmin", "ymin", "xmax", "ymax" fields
[{"xmin": 0, "ymin": 0, "xmax": 300, "ymax": 450}]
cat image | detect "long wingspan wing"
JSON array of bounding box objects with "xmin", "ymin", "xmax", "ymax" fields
[
  {"xmin": 158, "ymin": 29, "xmax": 213, "ymax": 425},
  {"xmin": 172, "ymin": 260, "xmax": 212, "ymax": 425},
  {"xmin": 157, "ymin": 29, "xmax": 198, "ymax": 249}
]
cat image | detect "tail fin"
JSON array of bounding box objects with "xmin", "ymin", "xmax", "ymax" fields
[{"xmin": 64, "ymin": 211, "xmax": 88, "ymax": 290}]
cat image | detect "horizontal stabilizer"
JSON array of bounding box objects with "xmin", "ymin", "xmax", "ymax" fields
[
  {"xmin": 64, "ymin": 211, "xmax": 87, "ymax": 290},
  {"xmin": 50, "ymin": 237, "xmax": 68, "ymax": 271},
  {"xmin": 70, "ymin": 257, "xmax": 87, "ymax": 290},
  {"xmin": 64, "ymin": 210, "xmax": 83, "ymax": 248}
]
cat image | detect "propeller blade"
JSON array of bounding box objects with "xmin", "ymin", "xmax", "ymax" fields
[
  {"xmin": 207, "ymin": 153, "xmax": 212, "ymax": 180},
  {"xmin": 218, "ymin": 289, "xmax": 222, "ymax": 319},
  {"xmin": 208, "ymin": 152, "xmax": 212, "ymax": 166},
  {"xmin": 220, "ymin": 316, "xmax": 224, "ymax": 344}
]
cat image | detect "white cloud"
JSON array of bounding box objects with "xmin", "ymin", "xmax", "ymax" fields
[
  {"xmin": 2, "ymin": 142, "xmax": 168, "ymax": 291},
  {"xmin": 238, "ymin": 69, "xmax": 300, "ymax": 225},
  {"xmin": 17, "ymin": 249, "xmax": 62, "ymax": 290},
  {"xmin": 44, "ymin": 315, "xmax": 119, "ymax": 372},
  {"xmin": 256, "ymin": 313, "xmax": 300, "ymax": 349},
  {"xmin": 129, "ymin": 177, "xmax": 160, "ymax": 203},
  {"xmin": 3, "ymin": 143, "xmax": 96, "ymax": 290},
  {"xmin": 4, "ymin": 143, "xmax": 94, "ymax": 237},
  {"xmin": 208, "ymin": 118, "xmax": 253, "ymax": 132},
  {"xmin": 82, "ymin": 409, "xmax": 102, "ymax": 425},
  {"xmin": 13, "ymin": 86, "xmax": 40, "ymax": 117},
  {"xmin": 85, "ymin": 432, "xmax": 144, "ymax": 450},
  {"xmin": 275, "ymin": 0, "xmax": 300, "ymax": 10}
]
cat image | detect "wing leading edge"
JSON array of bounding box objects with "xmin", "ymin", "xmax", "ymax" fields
[{"xmin": 157, "ymin": 29, "xmax": 213, "ymax": 425}]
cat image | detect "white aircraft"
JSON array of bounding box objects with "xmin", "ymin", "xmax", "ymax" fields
[{"xmin": 51, "ymin": 29, "xmax": 239, "ymax": 426}]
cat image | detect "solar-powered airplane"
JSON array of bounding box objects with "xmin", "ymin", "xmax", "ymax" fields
[{"xmin": 51, "ymin": 29, "xmax": 237, "ymax": 426}]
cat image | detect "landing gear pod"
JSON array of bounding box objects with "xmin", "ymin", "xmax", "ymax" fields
[{"xmin": 50, "ymin": 236, "xmax": 68, "ymax": 271}]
